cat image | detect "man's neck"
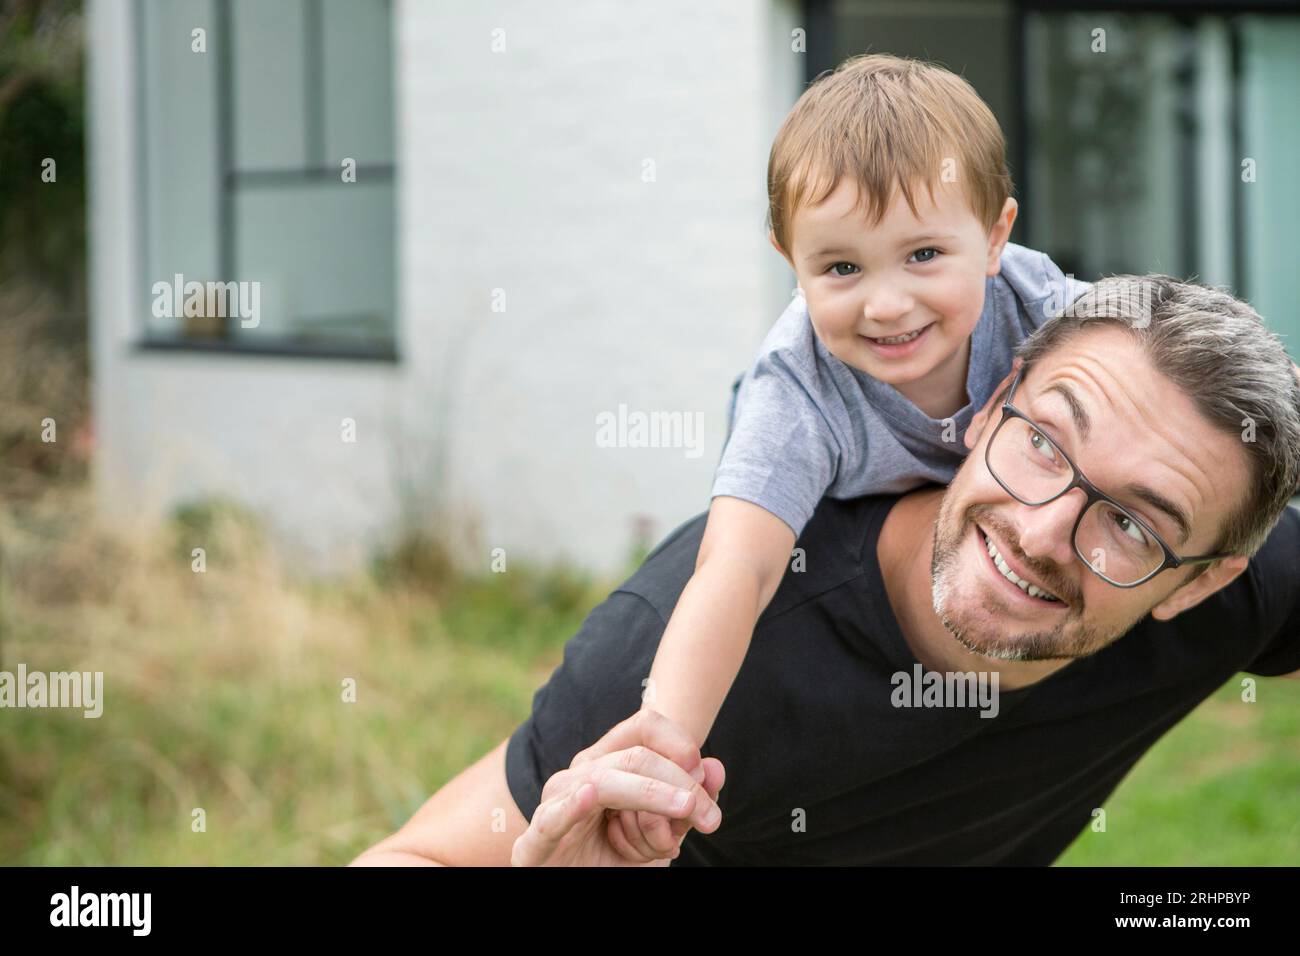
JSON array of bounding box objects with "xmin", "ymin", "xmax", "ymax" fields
[{"xmin": 878, "ymin": 488, "xmax": 1073, "ymax": 692}]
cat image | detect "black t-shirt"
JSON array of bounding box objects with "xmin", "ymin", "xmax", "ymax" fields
[{"xmin": 505, "ymin": 494, "xmax": 1300, "ymax": 865}]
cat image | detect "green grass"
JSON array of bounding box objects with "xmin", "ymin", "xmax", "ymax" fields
[
  {"xmin": 1, "ymin": 489, "xmax": 1296, "ymax": 865},
  {"xmin": 1056, "ymin": 680, "xmax": 1300, "ymax": 865}
]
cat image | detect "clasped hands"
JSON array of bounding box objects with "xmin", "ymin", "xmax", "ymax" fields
[{"xmin": 510, "ymin": 709, "xmax": 725, "ymax": 866}]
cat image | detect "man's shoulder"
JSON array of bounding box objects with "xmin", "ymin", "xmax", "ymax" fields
[
  {"xmin": 618, "ymin": 512, "xmax": 711, "ymax": 622},
  {"xmin": 623, "ymin": 495, "xmax": 901, "ymax": 624},
  {"xmin": 1243, "ymin": 503, "xmax": 1300, "ymax": 618}
]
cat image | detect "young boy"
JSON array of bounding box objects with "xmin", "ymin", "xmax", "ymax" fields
[{"xmin": 606, "ymin": 53, "xmax": 1089, "ymax": 862}]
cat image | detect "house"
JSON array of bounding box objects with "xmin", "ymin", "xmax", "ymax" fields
[{"xmin": 86, "ymin": 0, "xmax": 1300, "ymax": 575}]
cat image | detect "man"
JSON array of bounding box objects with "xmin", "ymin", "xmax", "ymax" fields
[{"xmin": 353, "ymin": 276, "xmax": 1300, "ymax": 866}]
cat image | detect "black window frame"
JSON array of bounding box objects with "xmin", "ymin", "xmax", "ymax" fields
[
  {"xmin": 801, "ymin": 0, "xmax": 1300, "ymax": 300},
  {"xmin": 132, "ymin": 0, "xmax": 399, "ymax": 363}
]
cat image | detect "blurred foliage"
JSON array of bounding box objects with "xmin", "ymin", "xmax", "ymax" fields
[
  {"xmin": 0, "ymin": 283, "xmax": 89, "ymax": 500},
  {"xmin": 0, "ymin": 0, "xmax": 86, "ymax": 294},
  {"xmin": 0, "ymin": 0, "xmax": 89, "ymax": 503},
  {"xmin": 369, "ymin": 530, "xmax": 459, "ymax": 596},
  {"xmin": 0, "ymin": 481, "xmax": 609, "ymax": 864},
  {"xmin": 3, "ymin": 480, "xmax": 1299, "ymax": 865},
  {"xmin": 168, "ymin": 495, "xmax": 270, "ymax": 568}
]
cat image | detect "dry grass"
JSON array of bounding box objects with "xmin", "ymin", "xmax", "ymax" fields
[
  {"xmin": 0, "ymin": 272, "xmax": 606, "ymax": 866},
  {"xmin": 0, "ymin": 478, "xmax": 606, "ymax": 865}
]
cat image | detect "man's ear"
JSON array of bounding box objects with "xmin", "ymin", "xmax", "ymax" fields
[
  {"xmin": 1150, "ymin": 555, "xmax": 1249, "ymax": 622},
  {"xmin": 965, "ymin": 357, "xmax": 1023, "ymax": 450},
  {"xmin": 985, "ymin": 197, "xmax": 1019, "ymax": 276}
]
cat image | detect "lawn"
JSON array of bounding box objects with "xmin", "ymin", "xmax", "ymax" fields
[{"xmin": 1, "ymin": 488, "xmax": 1296, "ymax": 865}]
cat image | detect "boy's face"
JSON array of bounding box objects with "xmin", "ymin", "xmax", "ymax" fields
[{"xmin": 773, "ymin": 175, "xmax": 1016, "ymax": 393}]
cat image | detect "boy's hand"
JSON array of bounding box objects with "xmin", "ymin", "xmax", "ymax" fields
[{"xmin": 605, "ymin": 762, "xmax": 716, "ymax": 863}]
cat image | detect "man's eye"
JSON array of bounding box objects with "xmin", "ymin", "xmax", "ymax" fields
[
  {"xmin": 1029, "ymin": 429, "xmax": 1057, "ymax": 463},
  {"xmin": 828, "ymin": 262, "xmax": 858, "ymax": 277},
  {"xmin": 910, "ymin": 248, "xmax": 939, "ymax": 263},
  {"xmin": 1109, "ymin": 508, "xmax": 1151, "ymax": 547}
]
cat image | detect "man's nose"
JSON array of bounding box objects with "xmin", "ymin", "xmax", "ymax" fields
[
  {"xmin": 1014, "ymin": 490, "xmax": 1085, "ymax": 568},
  {"xmin": 862, "ymin": 282, "xmax": 914, "ymax": 324}
]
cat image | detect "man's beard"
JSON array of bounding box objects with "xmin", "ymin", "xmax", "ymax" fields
[{"xmin": 929, "ymin": 497, "xmax": 1135, "ymax": 662}]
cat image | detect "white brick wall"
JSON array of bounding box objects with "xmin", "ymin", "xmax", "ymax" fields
[
  {"xmin": 89, "ymin": 0, "xmax": 802, "ymax": 575},
  {"xmin": 396, "ymin": 0, "xmax": 800, "ymax": 572}
]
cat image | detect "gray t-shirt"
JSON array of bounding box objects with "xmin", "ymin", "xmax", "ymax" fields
[{"xmin": 712, "ymin": 242, "xmax": 1090, "ymax": 537}]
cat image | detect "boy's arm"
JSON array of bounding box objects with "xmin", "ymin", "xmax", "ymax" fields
[{"xmin": 638, "ymin": 495, "xmax": 796, "ymax": 749}]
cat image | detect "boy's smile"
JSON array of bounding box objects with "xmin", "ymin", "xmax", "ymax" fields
[{"xmin": 772, "ymin": 173, "xmax": 1018, "ymax": 420}]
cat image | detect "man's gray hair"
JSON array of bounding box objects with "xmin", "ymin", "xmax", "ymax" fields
[{"xmin": 1014, "ymin": 274, "xmax": 1300, "ymax": 561}]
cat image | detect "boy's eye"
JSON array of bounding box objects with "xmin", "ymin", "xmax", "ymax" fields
[
  {"xmin": 827, "ymin": 262, "xmax": 859, "ymax": 277},
  {"xmin": 910, "ymin": 248, "xmax": 939, "ymax": 263}
]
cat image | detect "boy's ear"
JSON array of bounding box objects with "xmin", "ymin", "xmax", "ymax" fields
[
  {"xmin": 964, "ymin": 357, "xmax": 1023, "ymax": 450},
  {"xmin": 1150, "ymin": 555, "xmax": 1249, "ymax": 621},
  {"xmin": 985, "ymin": 198, "xmax": 1019, "ymax": 276},
  {"xmin": 769, "ymin": 230, "xmax": 794, "ymax": 268}
]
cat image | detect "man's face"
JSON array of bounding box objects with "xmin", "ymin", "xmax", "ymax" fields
[
  {"xmin": 931, "ymin": 326, "xmax": 1252, "ymax": 661},
  {"xmin": 779, "ymin": 173, "xmax": 1009, "ymax": 390}
]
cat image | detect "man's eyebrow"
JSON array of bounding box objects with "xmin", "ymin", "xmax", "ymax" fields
[
  {"xmin": 1038, "ymin": 383, "xmax": 1190, "ymax": 544},
  {"xmin": 1124, "ymin": 484, "xmax": 1191, "ymax": 546},
  {"xmin": 1044, "ymin": 382, "xmax": 1091, "ymax": 441}
]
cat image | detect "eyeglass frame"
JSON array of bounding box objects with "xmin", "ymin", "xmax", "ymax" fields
[{"xmin": 982, "ymin": 367, "xmax": 1235, "ymax": 588}]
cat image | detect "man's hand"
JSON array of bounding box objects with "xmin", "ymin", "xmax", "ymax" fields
[{"xmin": 510, "ymin": 710, "xmax": 724, "ymax": 866}]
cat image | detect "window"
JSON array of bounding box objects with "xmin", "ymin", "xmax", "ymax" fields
[
  {"xmin": 803, "ymin": 1, "xmax": 1300, "ymax": 363},
  {"xmin": 1022, "ymin": 7, "xmax": 1300, "ymax": 360},
  {"xmin": 136, "ymin": 0, "xmax": 397, "ymax": 358}
]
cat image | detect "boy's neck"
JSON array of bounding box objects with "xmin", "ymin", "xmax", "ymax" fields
[{"xmin": 889, "ymin": 335, "xmax": 973, "ymax": 420}]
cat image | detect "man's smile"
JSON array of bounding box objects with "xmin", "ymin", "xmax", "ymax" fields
[{"xmin": 975, "ymin": 523, "xmax": 1068, "ymax": 608}]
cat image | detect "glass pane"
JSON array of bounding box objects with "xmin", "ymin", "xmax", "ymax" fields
[
  {"xmin": 321, "ymin": 0, "xmax": 394, "ymax": 166},
  {"xmin": 989, "ymin": 416, "xmax": 1072, "ymax": 504},
  {"xmin": 1078, "ymin": 500, "xmax": 1163, "ymax": 584},
  {"xmin": 140, "ymin": 0, "xmax": 221, "ymax": 337},
  {"xmin": 1024, "ymin": 12, "xmax": 1188, "ymax": 280},
  {"xmin": 232, "ymin": 0, "xmax": 307, "ymax": 171},
  {"xmin": 1192, "ymin": 17, "xmax": 1233, "ymax": 290},
  {"xmin": 1240, "ymin": 15, "xmax": 1300, "ymax": 362},
  {"xmin": 230, "ymin": 181, "xmax": 395, "ymax": 344}
]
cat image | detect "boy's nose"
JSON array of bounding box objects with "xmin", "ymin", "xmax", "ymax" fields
[{"xmin": 861, "ymin": 285, "xmax": 914, "ymax": 325}]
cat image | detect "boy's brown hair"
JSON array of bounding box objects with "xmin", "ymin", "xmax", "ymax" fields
[{"xmin": 768, "ymin": 53, "xmax": 1013, "ymax": 256}]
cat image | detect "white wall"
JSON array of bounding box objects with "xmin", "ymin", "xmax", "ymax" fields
[
  {"xmin": 88, "ymin": 0, "xmax": 405, "ymax": 574},
  {"xmin": 396, "ymin": 0, "xmax": 803, "ymax": 572},
  {"xmin": 89, "ymin": 0, "xmax": 802, "ymax": 575}
]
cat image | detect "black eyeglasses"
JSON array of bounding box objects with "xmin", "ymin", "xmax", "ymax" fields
[{"xmin": 983, "ymin": 368, "xmax": 1233, "ymax": 588}]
